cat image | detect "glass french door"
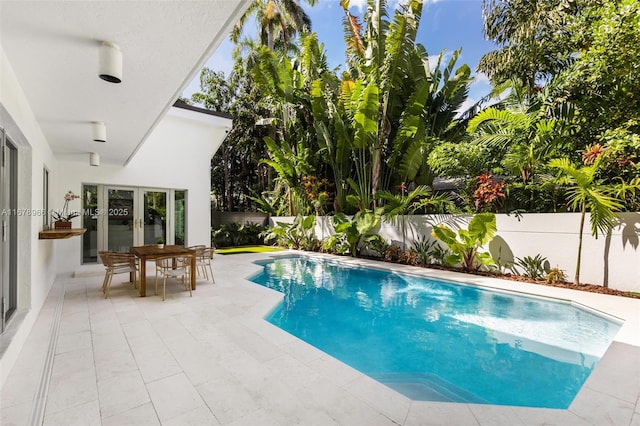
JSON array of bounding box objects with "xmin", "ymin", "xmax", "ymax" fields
[
  {"xmin": 1, "ymin": 128, "xmax": 18, "ymax": 332},
  {"xmin": 142, "ymin": 190, "xmax": 167, "ymax": 245},
  {"xmin": 101, "ymin": 186, "xmax": 170, "ymax": 253}
]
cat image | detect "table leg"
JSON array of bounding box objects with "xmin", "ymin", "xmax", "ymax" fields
[
  {"xmin": 190, "ymin": 253, "xmax": 196, "ymax": 290},
  {"xmin": 139, "ymin": 256, "xmax": 146, "ymax": 297}
]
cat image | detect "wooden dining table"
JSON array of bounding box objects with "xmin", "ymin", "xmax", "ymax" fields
[{"xmin": 129, "ymin": 245, "xmax": 196, "ymax": 297}]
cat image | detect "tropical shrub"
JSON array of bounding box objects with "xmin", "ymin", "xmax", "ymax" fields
[
  {"xmin": 411, "ymin": 235, "xmax": 438, "ymax": 265},
  {"xmin": 546, "ymin": 267, "xmax": 567, "ymax": 284},
  {"xmin": 322, "ymin": 210, "xmax": 383, "ymax": 257},
  {"xmin": 431, "ymin": 244, "xmax": 455, "ymax": 267},
  {"xmin": 212, "ymin": 222, "xmax": 268, "ymax": 247},
  {"xmin": 431, "ymin": 213, "xmax": 497, "ymax": 271},
  {"xmin": 514, "ymin": 254, "xmax": 548, "ymax": 279},
  {"xmin": 262, "ymin": 215, "xmax": 319, "ymax": 251}
]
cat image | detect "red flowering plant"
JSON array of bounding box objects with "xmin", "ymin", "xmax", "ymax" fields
[
  {"xmin": 51, "ymin": 190, "xmax": 81, "ymax": 222},
  {"xmin": 474, "ymin": 173, "xmax": 506, "ymax": 212}
]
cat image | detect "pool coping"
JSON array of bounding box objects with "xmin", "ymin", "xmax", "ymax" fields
[{"xmin": 240, "ymin": 250, "xmax": 640, "ymax": 425}]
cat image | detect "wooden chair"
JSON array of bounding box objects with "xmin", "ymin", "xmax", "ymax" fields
[
  {"xmin": 101, "ymin": 252, "xmax": 138, "ymax": 299},
  {"xmin": 154, "ymin": 255, "xmax": 192, "ymax": 301},
  {"xmin": 195, "ymin": 247, "xmax": 215, "ymax": 283}
]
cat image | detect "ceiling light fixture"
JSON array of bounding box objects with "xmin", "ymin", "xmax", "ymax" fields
[
  {"xmin": 92, "ymin": 121, "xmax": 106, "ymax": 142},
  {"xmin": 89, "ymin": 152, "xmax": 100, "ymax": 167},
  {"xmin": 98, "ymin": 41, "xmax": 122, "ymax": 83}
]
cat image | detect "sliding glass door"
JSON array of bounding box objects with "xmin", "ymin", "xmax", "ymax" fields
[
  {"xmin": 106, "ymin": 187, "xmax": 136, "ymax": 252},
  {"xmin": 82, "ymin": 185, "xmax": 183, "ymax": 262},
  {"xmin": 0, "ymin": 128, "xmax": 18, "ymax": 332}
]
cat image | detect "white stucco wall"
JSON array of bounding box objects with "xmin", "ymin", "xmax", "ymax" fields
[
  {"xmin": 274, "ymin": 212, "xmax": 640, "ymax": 292},
  {"xmin": 0, "ymin": 47, "xmax": 58, "ymax": 386},
  {"xmin": 55, "ymin": 110, "xmax": 228, "ymax": 274}
]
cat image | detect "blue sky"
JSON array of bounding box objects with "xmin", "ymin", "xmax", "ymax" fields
[{"xmin": 183, "ymin": 0, "xmax": 496, "ymax": 109}]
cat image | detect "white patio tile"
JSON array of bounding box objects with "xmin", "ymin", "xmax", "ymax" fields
[
  {"xmin": 569, "ymin": 387, "xmax": 636, "ymax": 426},
  {"xmin": 405, "ymin": 401, "xmax": 480, "ymax": 426},
  {"xmin": 343, "ymin": 372, "xmax": 412, "ymax": 424},
  {"xmin": 145, "ymin": 373, "xmax": 207, "ymax": 422},
  {"xmin": 197, "ymin": 375, "xmax": 260, "ymax": 425},
  {"xmin": 0, "ymin": 400, "xmax": 31, "ymax": 426},
  {"xmin": 468, "ymin": 404, "xmax": 527, "ymax": 426},
  {"xmin": 96, "ymin": 370, "xmax": 150, "ymax": 418},
  {"xmin": 129, "ymin": 341, "xmax": 182, "ymax": 384},
  {"xmin": 0, "ymin": 363, "xmax": 42, "ymax": 408},
  {"xmin": 218, "ymin": 321, "xmax": 284, "ymax": 363},
  {"xmin": 58, "ymin": 310, "xmax": 91, "ymax": 335},
  {"xmin": 42, "ymin": 399, "xmax": 101, "ymax": 426},
  {"xmin": 295, "ymin": 376, "xmax": 396, "ymax": 425},
  {"xmin": 279, "ymin": 336, "xmax": 325, "ymax": 365},
  {"xmin": 218, "ymin": 348, "xmax": 276, "ymax": 392},
  {"xmin": 580, "ymin": 341, "xmax": 640, "ymax": 403},
  {"xmin": 511, "ymin": 407, "xmax": 592, "ymax": 425},
  {"xmin": 55, "ymin": 330, "xmax": 92, "ymax": 354},
  {"xmin": 251, "ymin": 377, "xmax": 316, "ymax": 425},
  {"xmin": 122, "ymin": 320, "xmax": 160, "ymax": 347},
  {"xmin": 94, "ymin": 348, "xmax": 139, "ymax": 383},
  {"xmin": 101, "ymin": 402, "xmax": 160, "ymax": 426},
  {"xmin": 45, "ymin": 348, "xmax": 98, "ymax": 415},
  {"xmin": 263, "ymin": 353, "xmax": 322, "ymax": 392},
  {"xmin": 162, "ymin": 336, "xmax": 228, "ymax": 387},
  {"xmin": 163, "ymin": 405, "xmax": 220, "ymax": 426},
  {"xmin": 306, "ymin": 354, "xmax": 362, "ymax": 388},
  {"xmin": 226, "ymin": 407, "xmax": 281, "ymax": 426}
]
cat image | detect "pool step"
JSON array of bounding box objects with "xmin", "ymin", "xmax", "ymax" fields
[{"xmin": 374, "ymin": 373, "xmax": 486, "ymax": 404}]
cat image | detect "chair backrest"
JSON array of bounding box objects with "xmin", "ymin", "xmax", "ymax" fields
[
  {"xmin": 202, "ymin": 247, "xmax": 215, "ymax": 259},
  {"xmin": 108, "ymin": 252, "xmax": 137, "ymax": 269},
  {"xmin": 156, "ymin": 255, "xmax": 191, "ymax": 270},
  {"xmin": 98, "ymin": 251, "xmax": 111, "ymax": 265}
]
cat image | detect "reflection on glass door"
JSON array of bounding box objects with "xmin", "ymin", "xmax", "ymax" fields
[
  {"xmin": 88, "ymin": 185, "xmax": 185, "ymax": 262},
  {"xmin": 174, "ymin": 190, "xmax": 185, "ymax": 246},
  {"xmin": 107, "ymin": 188, "xmax": 135, "ymax": 251},
  {"xmin": 1, "ymin": 129, "xmax": 18, "ymax": 332},
  {"xmin": 82, "ymin": 185, "xmax": 98, "ymax": 263},
  {"xmin": 143, "ymin": 190, "xmax": 167, "ymax": 245}
]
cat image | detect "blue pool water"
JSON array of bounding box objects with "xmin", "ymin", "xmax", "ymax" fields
[{"xmin": 249, "ymin": 256, "xmax": 622, "ymax": 408}]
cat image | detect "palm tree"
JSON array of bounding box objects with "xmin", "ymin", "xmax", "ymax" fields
[
  {"xmin": 548, "ymin": 157, "xmax": 624, "ymax": 285},
  {"xmin": 231, "ymin": 0, "xmax": 317, "ymax": 52},
  {"xmin": 340, "ymin": 0, "xmax": 472, "ymax": 206},
  {"xmin": 251, "ymin": 35, "xmax": 329, "ymax": 215},
  {"xmin": 468, "ymin": 81, "xmax": 572, "ymax": 183}
]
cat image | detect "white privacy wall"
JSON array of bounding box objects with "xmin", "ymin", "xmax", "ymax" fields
[
  {"xmin": 55, "ymin": 110, "xmax": 228, "ymax": 274},
  {"xmin": 275, "ymin": 212, "xmax": 640, "ymax": 292}
]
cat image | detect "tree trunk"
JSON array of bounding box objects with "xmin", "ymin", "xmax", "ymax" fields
[
  {"xmin": 223, "ymin": 147, "xmax": 233, "ymax": 211},
  {"xmin": 574, "ymin": 205, "xmax": 586, "ymax": 285}
]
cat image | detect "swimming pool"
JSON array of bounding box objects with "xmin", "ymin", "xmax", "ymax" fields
[{"xmin": 249, "ymin": 255, "xmax": 622, "ymax": 408}]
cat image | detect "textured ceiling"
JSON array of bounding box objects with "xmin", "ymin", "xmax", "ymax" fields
[{"xmin": 1, "ymin": 1, "xmax": 249, "ymax": 165}]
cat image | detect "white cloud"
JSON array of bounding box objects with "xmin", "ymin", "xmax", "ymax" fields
[
  {"xmin": 427, "ymin": 51, "xmax": 453, "ymax": 71},
  {"xmin": 473, "ymin": 71, "xmax": 490, "ymax": 85},
  {"xmin": 456, "ymin": 98, "xmax": 477, "ymax": 116},
  {"xmin": 348, "ymin": 0, "xmax": 367, "ymax": 13}
]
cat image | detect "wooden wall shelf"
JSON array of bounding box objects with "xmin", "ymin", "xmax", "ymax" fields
[{"xmin": 39, "ymin": 228, "xmax": 87, "ymax": 240}]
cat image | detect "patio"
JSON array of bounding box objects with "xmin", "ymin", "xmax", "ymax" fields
[{"xmin": 1, "ymin": 251, "xmax": 639, "ymax": 426}]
